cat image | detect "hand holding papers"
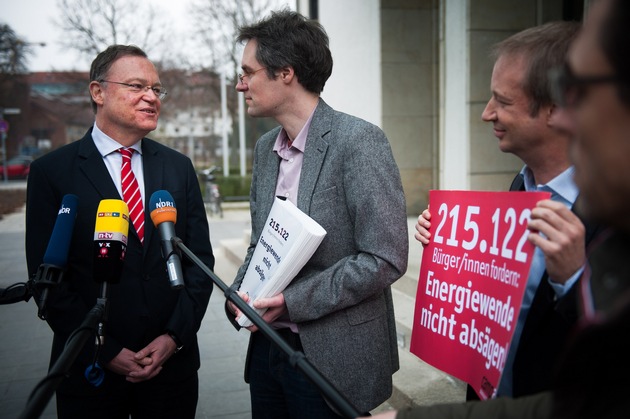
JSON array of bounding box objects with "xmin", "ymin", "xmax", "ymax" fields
[{"xmin": 237, "ymin": 197, "xmax": 327, "ymax": 327}]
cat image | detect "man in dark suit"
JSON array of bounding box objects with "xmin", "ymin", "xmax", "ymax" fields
[
  {"xmin": 25, "ymin": 45, "xmax": 214, "ymax": 418},
  {"xmin": 225, "ymin": 10, "xmax": 408, "ymax": 418},
  {"xmin": 415, "ymin": 21, "xmax": 603, "ymax": 398}
]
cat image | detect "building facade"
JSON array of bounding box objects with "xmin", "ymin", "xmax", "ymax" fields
[{"xmin": 298, "ymin": 0, "xmax": 586, "ymax": 214}]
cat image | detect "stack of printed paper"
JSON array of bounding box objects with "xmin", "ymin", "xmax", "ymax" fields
[{"xmin": 237, "ymin": 197, "xmax": 327, "ymax": 327}]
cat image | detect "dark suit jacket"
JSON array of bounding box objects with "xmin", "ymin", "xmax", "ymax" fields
[
  {"xmin": 25, "ymin": 129, "xmax": 214, "ymax": 393},
  {"xmin": 499, "ymin": 174, "xmax": 601, "ymax": 397},
  {"xmin": 228, "ymin": 100, "xmax": 409, "ymax": 412},
  {"xmin": 509, "ymin": 174, "xmax": 603, "ymax": 397},
  {"xmin": 552, "ymin": 229, "xmax": 630, "ymax": 419}
]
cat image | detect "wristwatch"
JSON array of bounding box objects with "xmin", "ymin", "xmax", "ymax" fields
[{"xmin": 167, "ymin": 331, "xmax": 184, "ymax": 353}]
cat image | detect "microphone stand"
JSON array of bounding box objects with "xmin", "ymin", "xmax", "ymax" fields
[
  {"xmin": 172, "ymin": 237, "xmax": 361, "ymax": 419},
  {"xmin": 18, "ymin": 295, "xmax": 108, "ymax": 419}
]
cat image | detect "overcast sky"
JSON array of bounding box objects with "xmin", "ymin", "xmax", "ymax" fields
[
  {"xmin": 2, "ymin": 0, "xmax": 179, "ymax": 71},
  {"xmin": 3, "ymin": 0, "xmax": 292, "ymax": 73}
]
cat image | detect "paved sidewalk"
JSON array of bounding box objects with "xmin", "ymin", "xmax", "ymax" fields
[{"xmin": 0, "ymin": 194, "xmax": 456, "ymax": 418}]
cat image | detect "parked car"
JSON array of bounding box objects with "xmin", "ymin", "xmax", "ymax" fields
[{"xmin": 0, "ymin": 155, "xmax": 33, "ymax": 180}]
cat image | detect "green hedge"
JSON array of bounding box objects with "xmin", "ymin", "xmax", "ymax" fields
[{"xmin": 200, "ymin": 174, "xmax": 252, "ymax": 201}]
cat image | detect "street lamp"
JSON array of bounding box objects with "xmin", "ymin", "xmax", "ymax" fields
[
  {"xmin": 16, "ymin": 40, "xmax": 47, "ymax": 47},
  {"xmin": 7, "ymin": 39, "xmax": 47, "ymax": 71}
]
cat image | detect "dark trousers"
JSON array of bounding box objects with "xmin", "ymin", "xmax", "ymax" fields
[
  {"xmin": 56, "ymin": 371, "xmax": 198, "ymax": 419},
  {"xmin": 248, "ymin": 329, "xmax": 345, "ymax": 419}
]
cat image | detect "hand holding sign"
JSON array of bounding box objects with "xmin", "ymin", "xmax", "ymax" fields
[{"xmin": 527, "ymin": 199, "xmax": 587, "ymax": 283}]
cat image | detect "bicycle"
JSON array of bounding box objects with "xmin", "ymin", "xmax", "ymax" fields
[{"xmin": 200, "ymin": 166, "xmax": 223, "ymax": 218}]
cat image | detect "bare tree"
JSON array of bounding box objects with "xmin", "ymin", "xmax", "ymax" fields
[
  {"xmin": 187, "ymin": 0, "xmax": 291, "ymax": 173},
  {"xmin": 189, "ymin": 0, "xmax": 289, "ymax": 74},
  {"xmin": 54, "ymin": 0, "xmax": 174, "ymax": 64}
]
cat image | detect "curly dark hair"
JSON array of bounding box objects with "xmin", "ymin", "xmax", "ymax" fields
[{"xmin": 237, "ymin": 9, "xmax": 333, "ymax": 94}]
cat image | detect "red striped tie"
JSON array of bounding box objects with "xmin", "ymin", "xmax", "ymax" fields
[{"xmin": 119, "ymin": 148, "xmax": 144, "ymax": 244}]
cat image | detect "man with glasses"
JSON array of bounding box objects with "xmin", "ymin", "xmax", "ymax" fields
[
  {"xmin": 547, "ymin": 0, "xmax": 630, "ymax": 414},
  {"xmin": 26, "ymin": 44, "xmax": 214, "ymax": 418},
  {"xmin": 415, "ymin": 21, "xmax": 603, "ymax": 399},
  {"xmin": 225, "ymin": 10, "xmax": 408, "ymax": 418}
]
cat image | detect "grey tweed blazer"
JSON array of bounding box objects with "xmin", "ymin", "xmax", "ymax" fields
[{"xmin": 231, "ymin": 99, "xmax": 408, "ymax": 412}]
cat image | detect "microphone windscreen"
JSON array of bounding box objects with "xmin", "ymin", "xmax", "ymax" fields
[
  {"xmin": 43, "ymin": 194, "xmax": 79, "ymax": 267},
  {"xmin": 94, "ymin": 199, "xmax": 130, "ymax": 242},
  {"xmin": 149, "ymin": 190, "xmax": 177, "ymax": 226},
  {"xmin": 93, "ymin": 199, "xmax": 129, "ymax": 283}
]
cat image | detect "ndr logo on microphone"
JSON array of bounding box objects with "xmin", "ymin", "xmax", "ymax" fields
[
  {"xmin": 58, "ymin": 205, "xmax": 72, "ymax": 215},
  {"xmin": 153, "ymin": 198, "xmax": 175, "ymax": 209}
]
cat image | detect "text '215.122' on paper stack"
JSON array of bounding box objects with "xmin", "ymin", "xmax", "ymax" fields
[{"xmin": 237, "ymin": 197, "xmax": 327, "ymax": 327}]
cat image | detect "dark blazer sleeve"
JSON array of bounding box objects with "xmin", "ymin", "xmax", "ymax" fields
[
  {"xmin": 397, "ymin": 391, "xmax": 553, "ymax": 419},
  {"xmin": 508, "ymin": 173, "xmax": 604, "ymax": 397},
  {"xmin": 158, "ymin": 146, "xmax": 215, "ymax": 347},
  {"xmin": 26, "ymin": 138, "xmax": 103, "ymax": 330}
]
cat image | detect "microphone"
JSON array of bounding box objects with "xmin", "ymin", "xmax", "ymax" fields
[
  {"xmin": 87, "ymin": 199, "xmax": 129, "ymax": 387},
  {"xmin": 149, "ymin": 190, "xmax": 185, "ymax": 289},
  {"xmin": 0, "ymin": 284, "xmax": 31, "ymax": 305},
  {"xmin": 34, "ymin": 194, "xmax": 79, "ymax": 319},
  {"xmin": 93, "ymin": 199, "xmax": 129, "ymax": 284}
]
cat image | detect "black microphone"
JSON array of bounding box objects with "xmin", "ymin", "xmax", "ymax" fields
[
  {"xmin": 149, "ymin": 190, "xmax": 184, "ymax": 289},
  {"xmin": 0, "ymin": 283, "xmax": 32, "ymax": 305},
  {"xmin": 86, "ymin": 199, "xmax": 129, "ymax": 387},
  {"xmin": 34, "ymin": 194, "xmax": 79, "ymax": 320}
]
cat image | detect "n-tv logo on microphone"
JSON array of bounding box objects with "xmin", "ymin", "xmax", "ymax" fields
[{"xmin": 98, "ymin": 232, "xmax": 114, "ymax": 240}]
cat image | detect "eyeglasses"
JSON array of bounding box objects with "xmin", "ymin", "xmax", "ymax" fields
[
  {"xmin": 549, "ymin": 64, "xmax": 620, "ymax": 108},
  {"xmin": 237, "ymin": 67, "xmax": 267, "ymax": 85},
  {"xmin": 99, "ymin": 80, "xmax": 168, "ymax": 100}
]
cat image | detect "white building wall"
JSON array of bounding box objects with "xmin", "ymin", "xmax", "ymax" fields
[
  {"xmin": 318, "ymin": 0, "xmax": 382, "ymax": 127},
  {"xmin": 440, "ymin": 0, "xmax": 470, "ymax": 190}
]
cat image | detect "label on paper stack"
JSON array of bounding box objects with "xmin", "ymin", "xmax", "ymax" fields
[{"xmin": 237, "ymin": 197, "xmax": 327, "ymax": 327}]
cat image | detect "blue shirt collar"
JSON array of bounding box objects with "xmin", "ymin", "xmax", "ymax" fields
[{"xmin": 520, "ymin": 165, "xmax": 578, "ymax": 207}]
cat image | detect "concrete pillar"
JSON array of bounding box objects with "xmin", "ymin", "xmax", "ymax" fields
[{"xmin": 440, "ymin": 0, "xmax": 469, "ymax": 190}]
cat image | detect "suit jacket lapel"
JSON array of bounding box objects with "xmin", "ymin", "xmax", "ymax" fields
[
  {"xmin": 140, "ymin": 139, "xmax": 164, "ymax": 253},
  {"xmin": 297, "ymin": 100, "xmax": 331, "ymax": 214},
  {"xmin": 78, "ymin": 130, "xmax": 121, "ymax": 201},
  {"xmin": 514, "ymin": 169, "xmax": 602, "ymax": 347}
]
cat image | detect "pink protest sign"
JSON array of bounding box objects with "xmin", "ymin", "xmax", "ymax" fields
[{"xmin": 410, "ymin": 189, "xmax": 551, "ymax": 399}]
